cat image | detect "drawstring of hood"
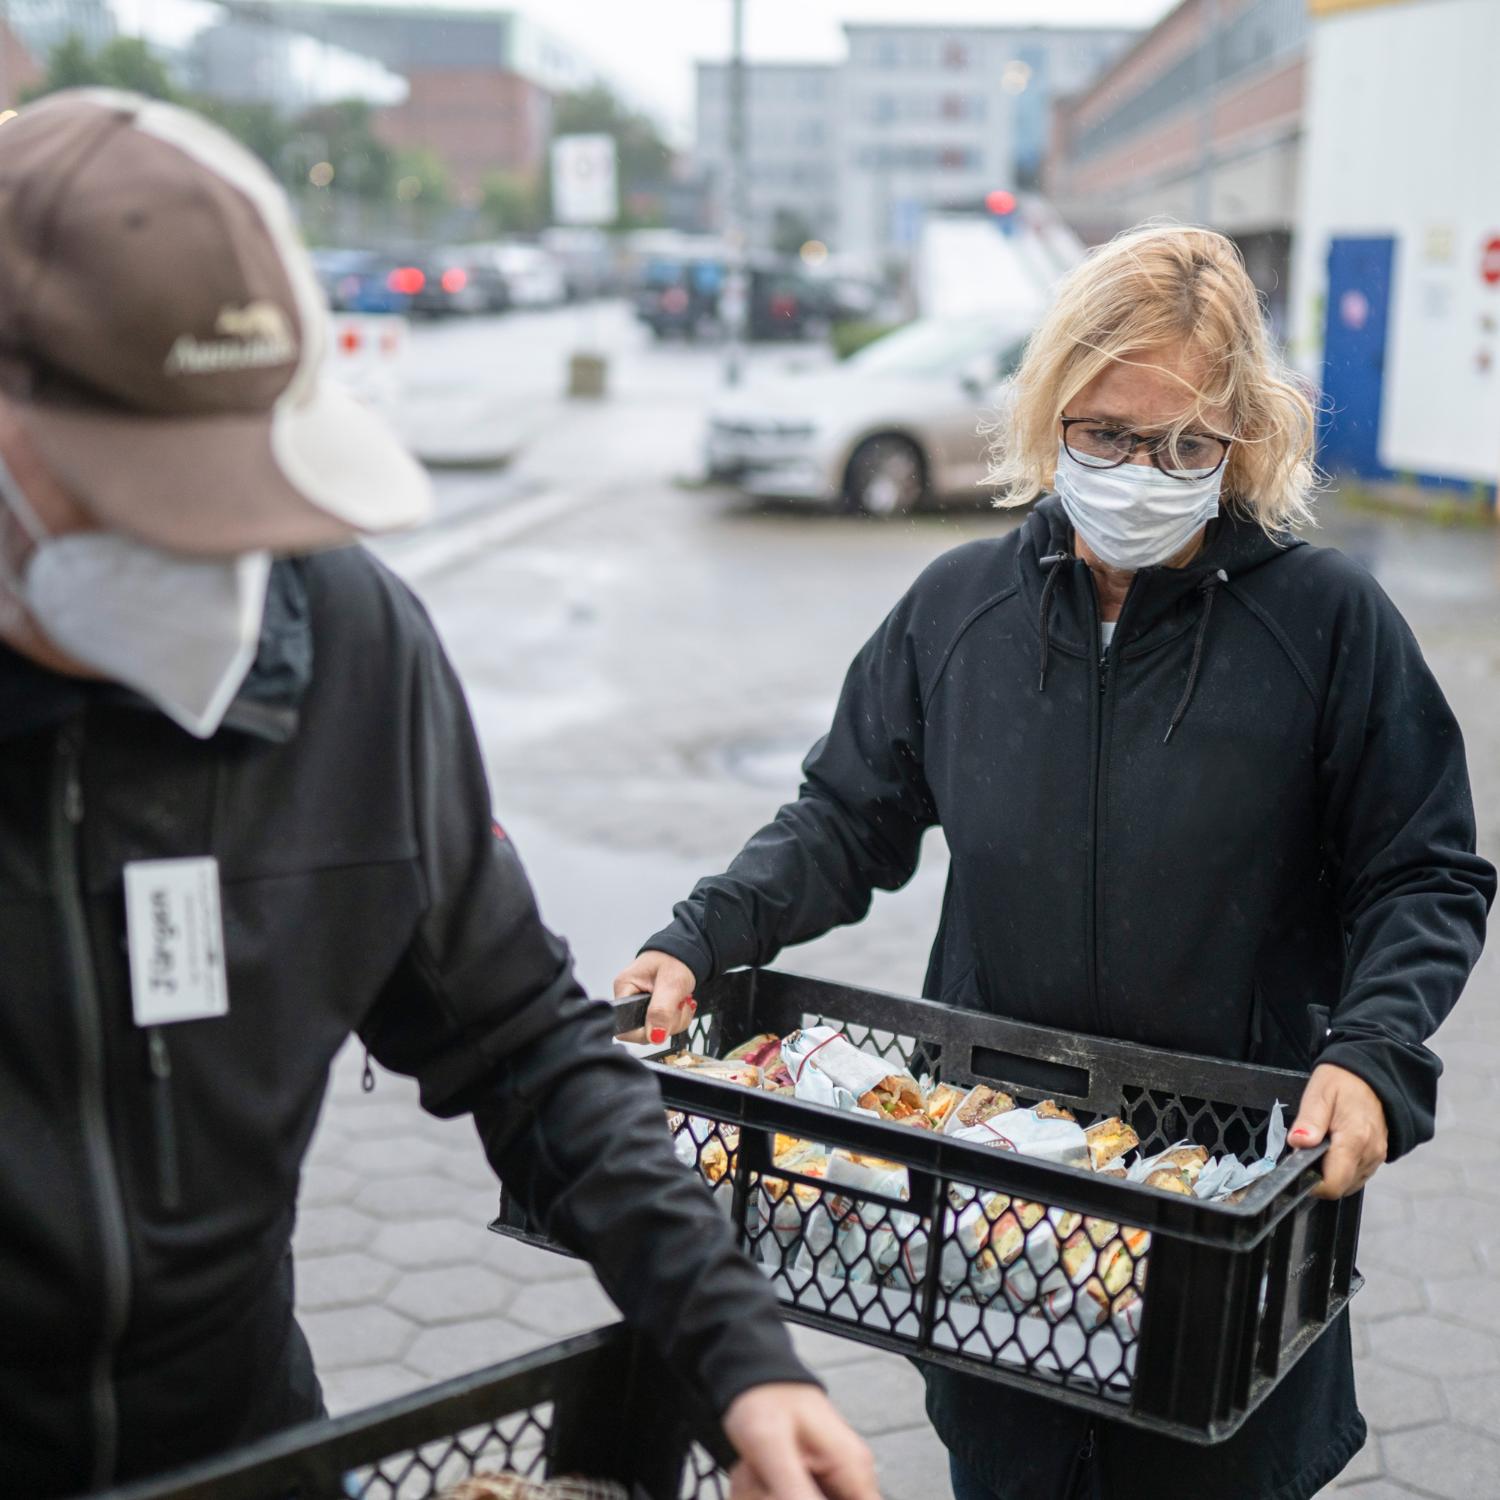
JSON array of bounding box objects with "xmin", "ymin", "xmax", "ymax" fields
[
  {"xmin": 1163, "ymin": 568, "xmax": 1228, "ymax": 744},
  {"xmin": 1036, "ymin": 551, "xmax": 1070, "ymax": 693},
  {"xmin": 1032, "ymin": 534, "xmax": 1229, "ymax": 744}
]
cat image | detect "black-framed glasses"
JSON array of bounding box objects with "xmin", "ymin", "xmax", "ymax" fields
[{"xmin": 1060, "ymin": 417, "xmax": 1231, "ymax": 482}]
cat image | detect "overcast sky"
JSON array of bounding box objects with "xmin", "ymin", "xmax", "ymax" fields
[
  {"xmin": 114, "ymin": 0, "xmax": 1179, "ymax": 144},
  {"xmin": 535, "ymin": 0, "xmax": 1178, "ymax": 142}
]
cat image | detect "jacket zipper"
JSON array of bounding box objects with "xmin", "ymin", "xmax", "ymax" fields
[
  {"xmin": 147, "ymin": 1029, "xmax": 182, "ymax": 1211},
  {"xmin": 1087, "ymin": 577, "xmax": 1143, "ymax": 1039},
  {"xmin": 53, "ymin": 722, "xmax": 132, "ymax": 1490}
]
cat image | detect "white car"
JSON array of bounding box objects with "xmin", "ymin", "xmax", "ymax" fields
[
  {"xmin": 704, "ymin": 317, "xmax": 1030, "ymax": 515},
  {"xmin": 486, "ymin": 243, "xmax": 569, "ymax": 308}
]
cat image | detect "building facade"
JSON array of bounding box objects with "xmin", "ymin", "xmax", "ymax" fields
[
  {"xmin": 191, "ymin": 19, "xmax": 408, "ymax": 115},
  {"xmin": 840, "ymin": 25, "xmax": 1135, "ymax": 262},
  {"xmin": 215, "ymin": 3, "xmax": 593, "ymax": 200},
  {"xmin": 695, "ymin": 62, "xmax": 839, "ymax": 251},
  {"xmin": 691, "ymin": 25, "xmax": 1134, "ymax": 264},
  {"xmin": 1045, "ymin": 0, "xmax": 1307, "ymax": 331}
]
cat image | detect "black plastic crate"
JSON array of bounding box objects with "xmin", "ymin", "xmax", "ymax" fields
[
  {"xmin": 97, "ymin": 1326, "xmax": 728, "ymax": 1500},
  {"xmin": 493, "ymin": 969, "xmax": 1362, "ymax": 1445}
]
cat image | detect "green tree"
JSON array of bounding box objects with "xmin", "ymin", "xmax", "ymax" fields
[
  {"xmin": 196, "ymin": 100, "xmax": 293, "ymax": 178},
  {"xmin": 295, "ymin": 100, "xmax": 394, "ymax": 200},
  {"xmin": 392, "ymin": 148, "xmax": 450, "ymax": 209},
  {"xmin": 27, "ymin": 34, "xmax": 179, "ymax": 102},
  {"xmin": 479, "ymin": 171, "xmax": 545, "ymax": 235},
  {"xmin": 552, "ymin": 84, "xmax": 671, "ymax": 229},
  {"xmin": 772, "ymin": 208, "xmax": 815, "ymax": 258}
]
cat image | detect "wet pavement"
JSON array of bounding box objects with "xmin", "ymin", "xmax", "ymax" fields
[{"xmin": 301, "ymin": 307, "xmax": 1500, "ymax": 1499}]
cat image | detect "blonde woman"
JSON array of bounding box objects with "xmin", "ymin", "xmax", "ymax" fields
[{"xmin": 617, "ymin": 226, "xmax": 1493, "ymax": 1499}]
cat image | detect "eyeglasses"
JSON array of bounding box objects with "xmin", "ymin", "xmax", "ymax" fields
[{"xmin": 1060, "ymin": 417, "xmax": 1231, "ymax": 482}]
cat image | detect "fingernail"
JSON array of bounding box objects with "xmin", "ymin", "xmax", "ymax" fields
[{"xmin": 649, "ymin": 1028, "xmax": 667, "ymax": 1044}]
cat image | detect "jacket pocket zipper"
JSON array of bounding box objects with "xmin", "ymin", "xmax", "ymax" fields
[{"xmin": 147, "ymin": 1028, "xmax": 182, "ymax": 1212}]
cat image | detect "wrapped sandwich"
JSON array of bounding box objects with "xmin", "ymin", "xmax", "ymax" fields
[
  {"xmin": 944, "ymin": 1085, "xmax": 1017, "ymax": 1134},
  {"xmin": 725, "ymin": 1033, "xmax": 795, "ymax": 1092},
  {"xmin": 660, "ymin": 1052, "xmax": 760, "ymax": 1089},
  {"xmin": 1084, "ymin": 1117, "xmax": 1141, "ymax": 1170},
  {"xmin": 782, "ymin": 1026, "xmax": 923, "ymax": 1119},
  {"xmin": 922, "ymin": 1082, "xmax": 966, "ymax": 1131}
]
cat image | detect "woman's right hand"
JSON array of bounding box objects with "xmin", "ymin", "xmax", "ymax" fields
[{"xmin": 614, "ymin": 950, "xmax": 699, "ymax": 1044}]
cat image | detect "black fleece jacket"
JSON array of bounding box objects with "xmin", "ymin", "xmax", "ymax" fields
[
  {"xmin": 0, "ymin": 549, "xmax": 809, "ymax": 1498},
  {"xmin": 643, "ymin": 496, "xmax": 1493, "ymax": 1498},
  {"xmin": 648, "ymin": 497, "xmax": 1492, "ymax": 1160}
]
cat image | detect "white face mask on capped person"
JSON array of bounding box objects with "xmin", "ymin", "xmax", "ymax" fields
[
  {"xmin": 1054, "ymin": 441, "xmax": 1223, "ymax": 573},
  {"xmin": 0, "ymin": 453, "xmax": 271, "ymax": 740}
]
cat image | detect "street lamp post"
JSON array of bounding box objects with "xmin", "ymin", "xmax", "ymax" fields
[
  {"xmin": 1194, "ymin": 0, "xmax": 1219, "ymax": 225},
  {"xmin": 723, "ymin": 0, "xmax": 749, "ymax": 387}
]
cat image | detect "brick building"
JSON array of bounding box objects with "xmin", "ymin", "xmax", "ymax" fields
[
  {"xmin": 218, "ymin": 2, "xmax": 593, "ymax": 202},
  {"xmin": 1045, "ymin": 0, "xmax": 1307, "ymax": 332}
]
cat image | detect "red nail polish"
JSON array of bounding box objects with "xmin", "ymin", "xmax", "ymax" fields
[{"xmin": 649, "ymin": 1028, "xmax": 667, "ymax": 1044}]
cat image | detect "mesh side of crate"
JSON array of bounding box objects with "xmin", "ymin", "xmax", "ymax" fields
[
  {"xmin": 679, "ymin": 1445, "xmax": 728, "ymax": 1500},
  {"xmin": 348, "ymin": 1404, "xmax": 552, "ymax": 1500},
  {"xmin": 1122, "ymin": 1086, "xmax": 1275, "ymax": 1162},
  {"xmin": 923, "ymin": 1179, "xmax": 1145, "ymax": 1396},
  {"xmin": 667, "ymin": 1115, "xmax": 1151, "ymax": 1400}
]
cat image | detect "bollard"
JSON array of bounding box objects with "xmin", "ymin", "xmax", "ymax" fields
[{"xmin": 568, "ymin": 351, "xmax": 609, "ymax": 399}]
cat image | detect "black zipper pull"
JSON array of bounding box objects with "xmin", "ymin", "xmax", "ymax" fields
[
  {"xmin": 59, "ymin": 729, "xmax": 85, "ymax": 824},
  {"xmin": 146, "ymin": 1028, "xmax": 182, "ymax": 1212},
  {"xmin": 361, "ymin": 1047, "xmax": 377, "ymax": 1093}
]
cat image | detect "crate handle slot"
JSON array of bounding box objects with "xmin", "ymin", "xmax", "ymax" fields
[{"xmin": 968, "ymin": 1045, "xmax": 1091, "ymax": 1103}]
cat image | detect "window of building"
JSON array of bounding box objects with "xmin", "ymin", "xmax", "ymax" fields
[
  {"xmin": 943, "ymin": 39, "xmax": 968, "ymax": 70},
  {"xmin": 939, "ymin": 146, "xmax": 973, "ymax": 171},
  {"xmin": 940, "ymin": 94, "xmax": 965, "ymax": 120}
]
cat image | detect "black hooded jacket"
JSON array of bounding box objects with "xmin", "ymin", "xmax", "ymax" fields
[
  {"xmin": 645, "ymin": 496, "xmax": 1494, "ymax": 1499},
  {"xmin": 0, "ymin": 548, "xmax": 810, "ymax": 1497}
]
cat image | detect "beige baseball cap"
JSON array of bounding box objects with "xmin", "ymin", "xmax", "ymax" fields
[{"xmin": 0, "ymin": 89, "xmax": 432, "ymax": 555}]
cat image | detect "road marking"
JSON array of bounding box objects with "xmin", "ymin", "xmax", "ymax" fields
[{"xmin": 374, "ymin": 482, "xmax": 612, "ymax": 584}]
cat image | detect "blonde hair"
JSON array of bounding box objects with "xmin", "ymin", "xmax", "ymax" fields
[{"xmin": 988, "ymin": 224, "xmax": 1318, "ymax": 532}]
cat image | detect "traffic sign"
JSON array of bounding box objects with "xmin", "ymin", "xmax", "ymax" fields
[
  {"xmin": 1481, "ymin": 234, "xmax": 1500, "ymax": 287},
  {"xmin": 551, "ymin": 134, "xmax": 618, "ymax": 227}
]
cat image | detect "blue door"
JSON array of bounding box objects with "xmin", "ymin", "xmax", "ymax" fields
[{"xmin": 1319, "ymin": 236, "xmax": 1395, "ymax": 477}]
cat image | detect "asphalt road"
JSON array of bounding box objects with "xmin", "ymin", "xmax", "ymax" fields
[{"xmin": 299, "ymin": 305, "xmax": 1500, "ymax": 1500}]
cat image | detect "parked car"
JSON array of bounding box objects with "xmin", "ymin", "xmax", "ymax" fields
[
  {"xmin": 703, "ymin": 316, "xmax": 1031, "ymax": 515},
  {"xmin": 540, "ymin": 227, "xmax": 615, "ymax": 300},
  {"xmin": 311, "ymin": 249, "xmax": 410, "ymax": 315},
  {"xmin": 482, "ymin": 243, "xmax": 569, "ymax": 308},
  {"xmin": 388, "ymin": 247, "xmax": 510, "ymax": 318},
  {"xmin": 635, "ymin": 255, "xmax": 725, "ymax": 339},
  {"xmin": 635, "ymin": 254, "xmax": 831, "ymax": 342}
]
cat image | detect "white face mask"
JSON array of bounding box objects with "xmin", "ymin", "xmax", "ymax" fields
[
  {"xmin": 1054, "ymin": 442, "xmax": 1223, "ymax": 572},
  {"xmin": 0, "ymin": 454, "xmax": 271, "ymax": 739}
]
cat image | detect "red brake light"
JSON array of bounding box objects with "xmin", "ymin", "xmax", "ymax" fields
[
  {"xmin": 985, "ymin": 190, "xmax": 1017, "ymax": 216},
  {"xmin": 387, "ymin": 266, "xmax": 426, "ymax": 295},
  {"xmin": 441, "ymin": 267, "xmax": 468, "ymax": 294}
]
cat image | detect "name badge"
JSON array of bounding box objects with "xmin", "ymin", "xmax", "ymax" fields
[{"xmin": 124, "ymin": 858, "xmax": 231, "ymax": 1026}]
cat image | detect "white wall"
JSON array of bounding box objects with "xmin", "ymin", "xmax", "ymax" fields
[{"xmin": 1289, "ymin": 0, "xmax": 1500, "ymax": 483}]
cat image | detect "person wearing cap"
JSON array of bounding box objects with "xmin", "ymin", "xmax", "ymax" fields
[{"xmin": 0, "ymin": 91, "xmax": 877, "ymax": 1500}]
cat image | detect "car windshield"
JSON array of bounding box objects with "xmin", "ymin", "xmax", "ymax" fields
[{"xmin": 850, "ymin": 319, "xmax": 1027, "ymax": 378}]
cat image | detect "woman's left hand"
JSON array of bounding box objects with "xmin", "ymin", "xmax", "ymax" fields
[{"xmin": 1288, "ymin": 1062, "xmax": 1389, "ymax": 1199}]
